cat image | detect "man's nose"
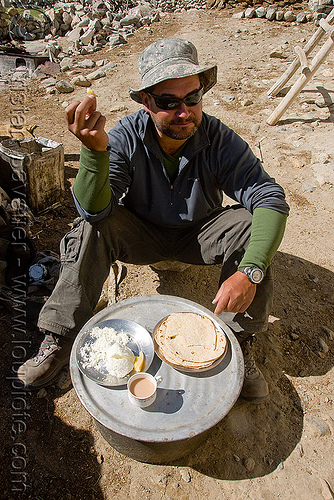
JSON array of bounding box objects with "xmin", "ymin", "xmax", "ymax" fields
[{"xmin": 175, "ymin": 102, "xmax": 190, "ymax": 117}]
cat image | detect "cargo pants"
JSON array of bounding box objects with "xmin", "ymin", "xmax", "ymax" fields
[{"xmin": 37, "ymin": 205, "xmax": 273, "ymax": 339}]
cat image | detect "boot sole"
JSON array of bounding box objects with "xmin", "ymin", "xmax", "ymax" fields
[{"xmin": 16, "ymin": 359, "xmax": 70, "ymax": 390}]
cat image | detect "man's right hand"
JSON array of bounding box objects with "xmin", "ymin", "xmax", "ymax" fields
[{"xmin": 65, "ymin": 95, "xmax": 109, "ymax": 152}]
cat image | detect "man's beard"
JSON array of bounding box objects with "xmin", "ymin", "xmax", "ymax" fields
[{"xmin": 153, "ymin": 116, "xmax": 201, "ymax": 140}]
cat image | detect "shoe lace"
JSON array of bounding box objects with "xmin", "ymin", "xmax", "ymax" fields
[
  {"xmin": 241, "ymin": 337, "xmax": 260, "ymax": 377},
  {"xmin": 33, "ymin": 334, "xmax": 59, "ymax": 362}
]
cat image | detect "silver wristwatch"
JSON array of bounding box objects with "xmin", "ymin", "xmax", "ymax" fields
[{"xmin": 240, "ymin": 266, "xmax": 264, "ymax": 284}]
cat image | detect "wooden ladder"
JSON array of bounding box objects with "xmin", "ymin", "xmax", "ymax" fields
[{"xmin": 266, "ymin": 9, "xmax": 334, "ymax": 126}]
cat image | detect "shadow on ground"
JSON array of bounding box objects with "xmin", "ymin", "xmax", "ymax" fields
[{"xmin": 0, "ymin": 313, "xmax": 104, "ymax": 499}]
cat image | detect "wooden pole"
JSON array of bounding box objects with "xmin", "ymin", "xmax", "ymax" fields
[
  {"xmin": 266, "ymin": 35, "xmax": 334, "ymax": 126},
  {"xmin": 267, "ymin": 9, "xmax": 334, "ymax": 97}
]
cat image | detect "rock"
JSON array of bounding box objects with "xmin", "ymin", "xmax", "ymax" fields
[
  {"xmin": 37, "ymin": 388, "xmax": 47, "ymax": 398},
  {"xmin": 266, "ymin": 4, "xmax": 278, "ymax": 21},
  {"xmin": 255, "ymin": 7, "xmax": 267, "ymax": 17},
  {"xmin": 284, "ymin": 10, "xmax": 296, "ymax": 22},
  {"xmin": 322, "ymin": 327, "xmax": 334, "ymax": 341},
  {"xmin": 77, "ymin": 17, "xmax": 90, "ymax": 27},
  {"xmin": 108, "ymin": 34, "xmax": 127, "ymax": 48},
  {"xmin": 55, "ymin": 80, "xmax": 74, "ymax": 93},
  {"xmin": 318, "ymin": 337, "xmax": 329, "ymax": 353},
  {"xmin": 315, "ymin": 98, "xmax": 330, "ymax": 108},
  {"xmin": 276, "ymin": 10, "xmax": 284, "ymax": 21},
  {"xmin": 57, "ymin": 367, "xmax": 72, "ymax": 390},
  {"xmin": 307, "ymin": 416, "xmax": 331, "ymax": 436},
  {"xmin": 153, "ymin": 473, "xmax": 168, "ymax": 486},
  {"xmin": 79, "ymin": 20, "xmax": 100, "ymax": 46},
  {"xmin": 243, "ymin": 457, "xmax": 256, "ymax": 472},
  {"xmin": 102, "ymin": 61, "xmax": 117, "ymax": 71},
  {"xmin": 245, "ymin": 8, "xmax": 255, "ymax": 18},
  {"xmin": 62, "ymin": 11, "xmax": 73, "ymax": 26},
  {"xmin": 41, "ymin": 77, "xmax": 57, "ymax": 87},
  {"xmin": 251, "ymin": 124, "xmax": 260, "ymax": 134},
  {"xmin": 241, "ymin": 98, "xmax": 253, "ymax": 106},
  {"xmin": 233, "ymin": 12, "xmax": 245, "ymax": 19},
  {"xmin": 290, "ymin": 332, "xmax": 300, "ymax": 340},
  {"xmin": 120, "ymin": 15, "xmax": 139, "ymax": 27},
  {"xmin": 296, "ymin": 12, "xmax": 307, "ymax": 23},
  {"xmin": 130, "ymin": 2, "xmax": 153, "ymax": 19},
  {"xmin": 60, "ymin": 57, "xmax": 75, "ymax": 72},
  {"xmin": 297, "ymin": 443, "xmax": 304, "ymax": 457},
  {"xmin": 80, "ymin": 27, "xmax": 96, "ymax": 46},
  {"xmin": 222, "ymin": 94, "xmax": 235, "ymax": 102},
  {"xmin": 270, "ymin": 47, "xmax": 287, "ymax": 59},
  {"xmin": 77, "ymin": 59, "xmax": 96, "ymax": 69},
  {"xmin": 302, "ymin": 183, "xmax": 317, "ymax": 192},
  {"xmin": 67, "ymin": 25, "xmax": 84, "ymax": 42},
  {"xmin": 96, "ymin": 59, "xmax": 109, "ymax": 67},
  {"xmin": 86, "ymin": 68, "xmax": 106, "ymax": 81},
  {"xmin": 71, "ymin": 75, "xmax": 91, "ymax": 87},
  {"xmin": 180, "ymin": 470, "xmax": 191, "ymax": 482},
  {"xmin": 71, "ymin": 14, "xmax": 82, "ymax": 27}
]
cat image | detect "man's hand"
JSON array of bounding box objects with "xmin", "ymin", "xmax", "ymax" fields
[
  {"xmin": 65, "ymin": 95, "xmax": 109, "ymax": 152},
  {"xmin": 212, "ymin": 271, "xmax": 256, "ymax": 315}
]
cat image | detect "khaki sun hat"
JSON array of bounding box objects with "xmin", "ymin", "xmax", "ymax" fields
[{"xmin": 129, "ymin": 38, "xmax": 217, "ymax": 104}]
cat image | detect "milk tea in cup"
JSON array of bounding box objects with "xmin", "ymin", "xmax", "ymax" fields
[{"xmin": 127, "ymin": 373, "xmax": 162, "ymax": 408}]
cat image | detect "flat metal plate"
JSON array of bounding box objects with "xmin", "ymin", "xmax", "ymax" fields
[
  {"xmin": 152, "ymin": 314, "xmax": 228, "ymax": 373},
  {"xmin": 70, "ymin": 295, "xmax": 244, "ymax": 443},
  {"xmin": 76, "ymin": 318, "xmax": 154, "ymax": 386}
]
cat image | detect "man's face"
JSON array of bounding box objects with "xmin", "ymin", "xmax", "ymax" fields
[{"xmin": 141, "ymin": 75, "xmax": 203, "ymax": 142}]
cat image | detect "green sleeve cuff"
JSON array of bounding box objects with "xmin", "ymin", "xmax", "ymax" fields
[
  {"xmin": 238, "ymin": 207, "xmax": 287, "ymax": 273},
  {"xmin": 72, "ymin": 145, "xmax": 111, "ymax": 214}
]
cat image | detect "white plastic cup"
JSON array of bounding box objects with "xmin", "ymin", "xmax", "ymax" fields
[{"xmin": 127, "ymin": 373, "xmax": 163, "ymax": 408}]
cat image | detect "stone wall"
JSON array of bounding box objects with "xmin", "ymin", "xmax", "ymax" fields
[{"xmin": 0, "ymin": 0, "xmax": 333, "ymax": 46}]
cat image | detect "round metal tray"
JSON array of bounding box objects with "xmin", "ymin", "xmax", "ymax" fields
[
  {"xmin": 152, "ymin": 314, "xmax": 228, "ymax": 373},
  {"xmin": 76, "ymin": 318, "xmax": 154, "ymax": 386},
  {"xmin": 70, "ymin": 295, "xmax": 244, "ymax": 444}
]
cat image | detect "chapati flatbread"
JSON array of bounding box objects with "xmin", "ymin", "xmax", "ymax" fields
[{"xmin": 154, "ymin": 312, "xmax": 227, "ymax": 370}]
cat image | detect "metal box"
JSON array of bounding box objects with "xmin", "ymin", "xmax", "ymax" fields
[{"xmin": 0, "ymin": 136, "xmax": 64, "ymax": 213}]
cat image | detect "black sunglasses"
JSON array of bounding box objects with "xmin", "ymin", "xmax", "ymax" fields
[{"xmin": 146, "ymin": 86, "xmax": 204, "ymax": 110}]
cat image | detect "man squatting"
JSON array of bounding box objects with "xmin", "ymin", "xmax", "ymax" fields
[{"xmin": 17, "ymin": 38, "xmax": 289, "ymax": 403}]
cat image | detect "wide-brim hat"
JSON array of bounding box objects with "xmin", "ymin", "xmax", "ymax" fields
[{"xmin": 129, "ymin": 38, "xmax": 217, "ymax": 104}]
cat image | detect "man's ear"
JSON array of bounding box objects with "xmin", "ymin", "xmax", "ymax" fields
[{"xmin": 141, "ymin": 91, "xmax": 151, "ymax": 113}]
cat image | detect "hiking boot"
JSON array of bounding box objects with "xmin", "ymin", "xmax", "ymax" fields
[
  {"xmin": 240, "ymin": 336, "xmax": 269, "ymax": 403},
  {"xmin": 16, "ymin": 332, "xmax": 73, "ymax": 389}
]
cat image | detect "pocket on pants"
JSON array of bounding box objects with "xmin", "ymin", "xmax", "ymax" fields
[{"xmin": 60, "ymin": 217, "xmax": 84, "ymax": 263}]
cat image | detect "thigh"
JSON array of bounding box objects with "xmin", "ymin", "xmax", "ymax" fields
[
  {"xmin": 96, "ymin": 206, "xmax": 171, "ymax": 265},
  {"xmin": 174, "ymin": 205, "xmax": 252, "ymax": 269}
]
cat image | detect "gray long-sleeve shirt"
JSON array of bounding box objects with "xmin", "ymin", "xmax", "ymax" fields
[{"xmin": 74, "ymin": 109, "xmax": 289, "ymax": 225}]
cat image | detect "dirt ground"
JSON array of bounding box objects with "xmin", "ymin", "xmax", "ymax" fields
[{"xmin": 1, "ymin": 6, "xmax": 334, "ymax": 499}]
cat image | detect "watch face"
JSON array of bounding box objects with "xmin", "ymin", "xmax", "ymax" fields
[{"xmin": 251, "ymin": 269, "xmax": 263, "ymax": 283}]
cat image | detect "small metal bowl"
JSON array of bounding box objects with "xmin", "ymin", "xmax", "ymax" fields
[{"xmin": 76, "ymin": 318, "xmax": 154, "ymax": 386}]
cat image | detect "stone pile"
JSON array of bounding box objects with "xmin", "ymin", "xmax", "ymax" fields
[
  {"xmin": 1, "ymin": 0, "xmax": 333, "ymax": 47},
  {"xmin": 0, "ymin": 1, "xmax": 161, "ymax": 45},
  {"xmin": 0, "ymin": 4, "xmax": 9, "ymax": 39},
  {"xmin": 230, "ymin": 2, "xmax": 333, "ymax": 24}
]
